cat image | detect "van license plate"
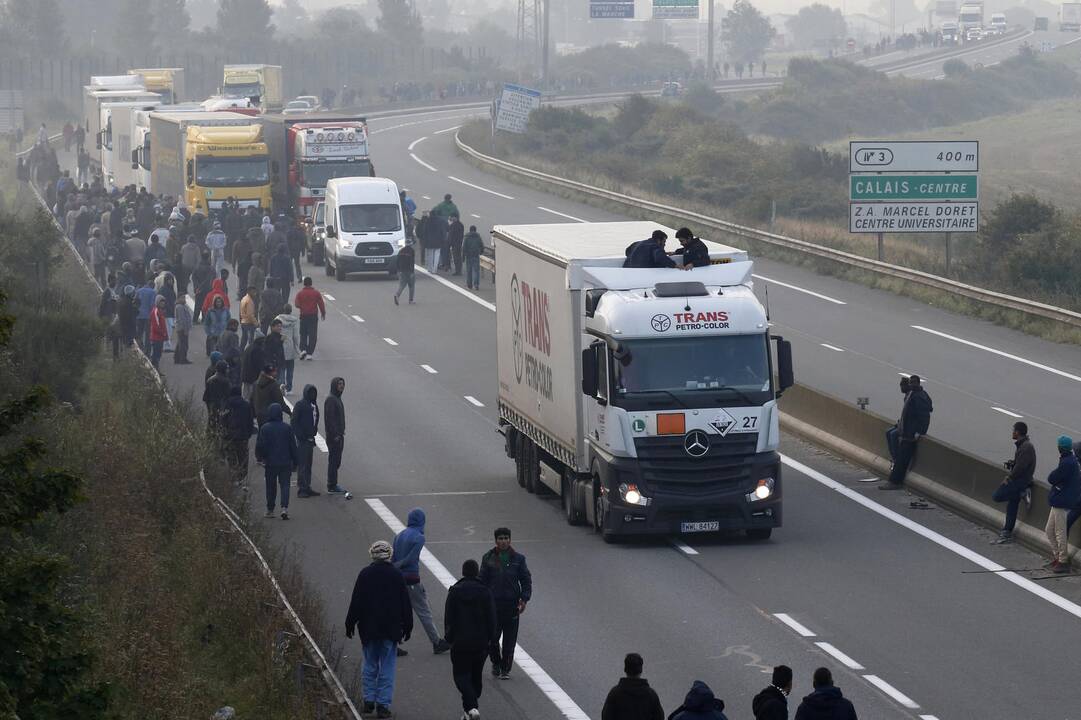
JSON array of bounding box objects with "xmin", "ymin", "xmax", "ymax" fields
[
  {"xmin": 363, "ymin": 258, "xmax": 383, "ymax": 264},
  {"xmin": 681, "ymin": 521, "xmax": 720, "ymax": 533}
]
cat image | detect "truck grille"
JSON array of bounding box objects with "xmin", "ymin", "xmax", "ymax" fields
[
  {"xmin": 634, "ymin": 434, "xmax": 757, "ymax": 493},
  {"xmin": 354, "ymin": 242, "xmax": 393, "ymax": 256}
]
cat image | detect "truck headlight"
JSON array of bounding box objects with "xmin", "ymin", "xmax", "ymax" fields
[
  {"xmin": 618, "ymin": 483, "xmax": 650, "ymax": 506},
  {"xmin": 746, "ymin": 477, "xmax": 775, "ymax": 502}
]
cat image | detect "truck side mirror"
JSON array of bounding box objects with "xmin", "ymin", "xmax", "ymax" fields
[
  {"xmin": 186, "ymin": 159, "xmax": 194, "ymax": 187},
  {"xmin": 131, "ymin": 148, "xmax": 138, "ymax": 170},
  {"xmin": 325, "ymin": 226, "xmax": 336, "ymax": 239},
  {"xmin": 774, "ymin": 336, "xmax": 794, "ymax": 396},
  {"xmin": 581, "ymin": 346, "xmax": 598, "ymax": 397}
]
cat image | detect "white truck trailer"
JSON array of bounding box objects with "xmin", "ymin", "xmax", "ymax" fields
[
  {"xmin": 1061, "ymin": 2, "xmax": 1081, "ymax": 30},
  {"xmin": 494, "ymin": 222, "xmax": 794, "ymax": 542},
  {"xmin": 101, "ymin": 100, "xmax": 161, "ymax": 189}
]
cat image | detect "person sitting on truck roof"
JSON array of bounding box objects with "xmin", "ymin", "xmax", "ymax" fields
[
  {"xmin": 623, "ymin": 230, "xmax": 676, "ymax": 269},
  {"xmin": 670, "ymin": 227, "xmax": 711, "ymax": 269}
]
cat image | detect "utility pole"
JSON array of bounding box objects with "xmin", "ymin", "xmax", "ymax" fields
[
  {"xmin": 542, "ymin": 0, "xmax": 550, "ymax": 89},
  {"xmin": 707, "ymin": 0, "xmax": 715, "ymax": 82}
]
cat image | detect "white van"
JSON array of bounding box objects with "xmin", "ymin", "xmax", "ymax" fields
[{"xmin": 324, "ymin": 177, "xmax": 405, "ymax": 280}]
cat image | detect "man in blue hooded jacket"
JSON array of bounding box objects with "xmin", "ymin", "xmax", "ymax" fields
[
  {"xmin": 392, "ymin": 508, "xmax": 450, "ymax": 655},
  {"xmin": 1045, "ymin": 435, "xmax": 1081, "ymax": 574},
  {"xmin": 669, "ymin": 680, "xmax": 728, "ymax": 720},
  {"xmin": 291, "ymin": 384, "xmax": 321, "ymax": 498},
  {"xmin": 255, "ymin": 402, "xmax": 298, "ymax": 520},
  {"xmin": 793, "ymin": 668, "xmax": 857, "ymax": 720}
]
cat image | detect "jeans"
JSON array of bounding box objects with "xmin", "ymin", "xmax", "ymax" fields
[
  {"xmin": 489, "ymin": 602, "xmax": 520, "ymax": 671},
  {"xmin": 240, "ymin": 323, "xmax": 255, "ymax": 352},
  {"xmin": 451, "ymin": 242, "xmax": 462, "ymax": 273},
  {"xmin": 395, "ymin": 271, "xmax": 415, "ymax": 302},
  {"xmin": 296, "ymin": 439, "xmax": 315, "ymax": 492},
  {"xmin": 885, "ymin": 425, "xmax": 900, "ymax": 462},
  {"xmin": 264, "ymin": 464, "xmax": 291, "ymax": 512},
  {"xmin": 466, "ymin": 256, "xmax": 480, "ymax": 288},
  {"xmin": 173, "ymin": 329, "xmax": 189, "ymax": 363},
  {"xmin": 211, "ymin": 248, "xmax": 226, "ymax": 276},
  {"xmin": 149, "ymin": 340, "xmax": 163, "ymax": 368},
  {"xmin": 992, "ymin": 479, "xmax": 1030, "ymax": 534},
  {"xmin": 451, "ymin": 646, "xmax": 487, "ymax": 712},
  {"xmin": 406, "ymin": 582, "xmax": 442, "ymax": 645},
  {"xmin": 282, "ymin": 358, "xmax": 295, "ymax": 392},
  {"xmin": 424, "ymin": 248, "xmax": 440, "ymax": 272},
  {"xmin": 888, "ymin": 437, "xmax": 918, "ymax": 485},
  {"xmin": 327, "ymin": 436, "xmax": 344, "ymax": 489},
  {"xmin": 299, "ymin": 314, "xmax": 318, "ymax": 354},
  {"xmin": 361, "ymin": 639, "xmax": 397, "ymax": 706}
]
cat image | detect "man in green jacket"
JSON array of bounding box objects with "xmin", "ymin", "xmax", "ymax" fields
[
  {"xmin": 431, "ymin": 193, "xmax": 459, "ymax": 221},
  {"xmin": 463, "ymin": 225, "xmax": 485, "ymax": 290}
]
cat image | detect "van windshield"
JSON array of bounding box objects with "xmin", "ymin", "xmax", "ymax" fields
[
  {"xmin": 314, "ymin": 203, "xmax": 325, "ymax": 225},
  {"xmin": 339, "ymin": 203, "xmax": 401, "ymax": 233}
]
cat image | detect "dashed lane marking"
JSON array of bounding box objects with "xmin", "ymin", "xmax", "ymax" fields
[
  {"xmin": 407, "ymin": 136, "xmax": 428, "ymax": 151},
  {"xmin": 820, "ymin": 343, "xmax": 845, "ymax": 352},
  {"xmin": 863, "ymin": 675, "xmax": 920, "ymax": 709},
  {"xmin": 433, "ymin": 125, "xmax": 461, "ymax": 134},
  {"xmin": 537, "ymin": 206, "xmax": 587, "ymax": 222},
  {"xmin": 752, "ymin": 274, "xmax": 847, "ymax": 305},
  {"xmin": 383, "ymin": 338, "xmax": 399, "ymax": 346},
  {"xmin": 773, "ymin": 613, "xmax": 816, "ymax": 637},
  {"xmin": 464, "ymin": 395, "xmax": 484, "ymax": 407},
  {"xmin": 912, "ymin": 325, "xmax": 1081, "ymax": 383},
  {"xmin": 351, "ymin": 315, "xmax": 365, "ymax": 323},
  {"xmin": 421, "ymin": 364, "xmax": 438, "ymax": 374},
  {"xmin": 447, "ymin": 174, "xmax": 515, "ymax": 199},
  {"xmin": 814, "ymin": 642, "xmax": 864, "ymax": 670},
  {"xmin": 671, "ymin": 539, "xmax": 699, "ymax": 555},
  {"xmin": 323, "ymin": 293, "xmax": 335, "ymax": 301},
  {"xmin": 991, "ymin": 407, "xmax": 1022, "ymax": 418}
]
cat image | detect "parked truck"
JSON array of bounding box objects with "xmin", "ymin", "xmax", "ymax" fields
[
  {"xmin": 222, "ymin": 64, "xmax": 283, "ymax": 113},
  {"xmin": 494, "ymin": 221, "xmax": 794, "ymax": 542},
  {"xmin": 130, "ymin": 103, "xmax": 203, "ymax": 190},
  {"xmin": 958, "ymin": 1, "xmax": 984, "ymax": 34},
  {"xmin": 147, "ymin": 111, "xmax": 274, "ymax": 214},
  {"xmin": 128, "ymin": 68, "xmax": 186, "ymax": 104},
  {"xmin": 1061, "ymin": 2, "xmax": 1081, "ymax": 30},
  {"xmin": 100, "ymin": 100, "xmax": 160, "ymax": 189},
  {"xmin": 83, "ymin": 75, "xmax": 154, "ymax": 147},
  {"xmin": 262, "ymin": 113, "xmax": 374, "ymax": 216}
]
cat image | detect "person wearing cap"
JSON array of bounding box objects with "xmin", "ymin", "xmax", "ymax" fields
[
  {"xmin": 669, "ymin": 227, "xmax": 711, "ymax": 269},
  {"xmin": 1046, "ymin": 435, "xmax": 1081, "ymax": 574},
  {"xmin": 345, "ymin": 540, "xmax": 414, "ymax": 718},
  {"xmin": 991, "ymin": 421, "xmax": 1036, "ymax": 544},
  {"xmin": 207, "ymin": 220, "xmax": 228, "ymax": 276},
  {"xmin": 623, "ymin": 230, "xmax": 677, "ymax": 269},
  {"xmin": 255, "ymin": 402, "xmax": 298, "ymax": 520}
]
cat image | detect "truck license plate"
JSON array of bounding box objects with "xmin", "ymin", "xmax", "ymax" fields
[
  {"xmin": 681, "ymin": 521, "xmax": 720, "ymax": 533},
  {"xmin": 363, "ymin": 258, "xmax": 383, "ymax": 264}
]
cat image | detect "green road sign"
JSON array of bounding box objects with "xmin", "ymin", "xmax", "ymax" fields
[{"xmin": 850, "ymin": 174, "xmax": 978, "ymax": 201}]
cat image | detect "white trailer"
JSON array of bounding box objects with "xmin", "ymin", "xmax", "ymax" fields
[{"xmin": 1061, "ymin": 2, "xmax": 1081, "ymax": 30}]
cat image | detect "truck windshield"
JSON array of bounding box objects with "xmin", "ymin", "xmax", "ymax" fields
[
  {"xmin": 339, "ymin": 204, "xmax": 401, "ymax": 233},
  {"xmin": 613, "ymin": 335, "xmax": 771, "ymax": 405},
  {"xmin": 224, "ymin": 83, "xmax": 261, "ymax": 99},
  {"xmin": 303, "ymin": 160, "xmax": 371, "ymax": 188},
  {"xmin": 195, "ymin": 156, "xmax": 270, "ymax": 187}
]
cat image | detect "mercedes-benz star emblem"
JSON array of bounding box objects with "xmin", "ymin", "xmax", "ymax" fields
[
  {"xmin": 651, "ymin": 314, "xmax": 671, "ymax": 332},
  {"xmin": 684, "ymin": 430, "xmax": 710, "ymax": 458}
]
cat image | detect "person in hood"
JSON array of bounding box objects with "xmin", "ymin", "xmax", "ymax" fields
[
  {"xmin": 270, "ymin": 243, "xmax": 294, "ymax": 300},
  {"xmin": 752, "ymin": 665, "xmax": 792, "ymax": 720},
  {"xmin": 117, "ymin": 284, "xmax": 138, "ymax": 353},
  {"xmin": 232, "ymin": 230, "xmax": 254, "ymax": 298},
  {"xmin": 793, "ymin": 668, "xmax": 856, "ymax": 720},
  {"xmin": 247, "ymin": 252, "xmax": 266, "ymax": 308},
  {"xmin": 345, "ymin": 541, "xmax": 413, "ymax": 719},
  {"xmin": 148, "ymin": 295, "xmax": 169, "ymax": 369},
  {"xmin": 255, "ymin": 402, "xmax": 298, "ymax": 520},
  {"xmin": 191, "ymin": 252, "xmax": 215, "ymax": 323},
  {"xmin": 241, "ymin": 332, "xmax": 267, "ymax": 400},
  {"xmin": 221, "ymin": 386, "xmax": 255, "ymax": 487},
  {"xmin": 218, "ymin": 318, "xmax": 241, "ymax": 365},
  {"xmin": 324, "ymin": 377, "xmax": 348, "ymax": 494},
  {"xmin": 275, "ymin": 304, "xmax": 300, "ymax": 393},
  {"xmin": 135, "ymin": 279, "xmax": 157, "ymax": 349},
  {"xmin": 206, "ymin": 350, "xmax": 224, "ymax": 382},
  {"xmin": 670, "ymin": 227, "xmax": 710, "ymax": 269},
  {"xmin": 179, "ymin": 235, "xmax": 201, "ymax": 296},
  {"xmin": 265, "ymin": 318, "xmax": 287, "ymax": 388},
  {"xmin": 392, "ymin": 508, "xmax": 451, "ymax": 655},
  {"xmin": 1045, "ymin": 435, "xmax": 1081, "ymax": 574},
  {"xmin": 601, "ymin": 653, "xmax": 665, "ymax": 720},
  {"xmin": 669, "ymin": 680, "xmax": 727, "ymax": 720},
  {"xmin": 173, "ymin": 293, "xmax": 193, "ymax": 364},
  {"xmin": 291, "ymin": 384, "xmax": 321, "ymax": 498},
  {"xmin": 479, "ymin": 527, "xmax": 532, "ymax": 679},
  {"xmin": 259, "ymin": 277, "xmax": 283, "ymax": 335},
  {"xmin": 884, "ymin": 374, "xmax": 932, "ymax": 489},
  {"xmin": 261, "ymin": 215, "xmax": 275, "ymax": 241},
  {"xmin": 201, "ymin": 277, "xmax": 231, "ymax": 315},
  {"xmin": 207, "ymin": 220, "xmax": 227, "ymax": 275},
  {"xmin": 252, "ymin": 364, "xmax": 290, "ymax": 426},
  {"xmin": 203, "ymin": 295, "xmax": 230, "ymax": 356},
  {"xmin": 203, "ymin": 360, "xmax": 232, "ymax": 435},
  {"xmin": 445, "ymin": 559, "xmax": 497, "ymax": 720}
]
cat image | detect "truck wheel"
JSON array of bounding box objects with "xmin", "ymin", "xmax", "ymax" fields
[
  {"xmin": 746, "ymin": 528, "xmax": 773, "ymax": 541},
  {"xmin": 523, "ymin": 440, "xmax": 538, "ymax": 495},
  {"xmin": 562, "ymin": 475, "xmax": 584, "ymax": 525},
  {"xmin": 515, "ymin": 435, "xmax": 527, "ymax": 488}
]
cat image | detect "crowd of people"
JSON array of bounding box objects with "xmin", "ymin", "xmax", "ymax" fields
[{"xmin": 397, "ymin": 190, "xmax": 487, "ymax": 302}]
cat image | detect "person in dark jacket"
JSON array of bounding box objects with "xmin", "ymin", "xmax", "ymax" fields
[
  {"xmin": 259, "ymin": 277, "xmax": 283, "ymax": 334},
  {"xmin": 269, "ymin": 243, "xmax": 293, "ymax": 300},
  {"xmin": 752, "ymin": 665, "xmax": 792, "ymax": 720},
  {"xmin": 885, "ymin": 376, "xmax": 910, "ymax": 464},
  {"xmin": 251, "ymin": 364, "xmax": 290, "ymax": 425},
  {"xmin": 1046, "ymin": 435, "xmax": 1081, "ymax": 573},
  {"xmin": 991, "ymin": 421, "xmax": 1036, "ymax": 544},
  {"xmin": 345, "ymin": 540, "xmax": 414, "ymax": 718},
  {"xmin": 793, "ymin": 668, "xmax": 857, "ymax": 720},
  {"xmin": 116, "ymin": 284, "xmax": 138, "ymax": 353},
  {"xmin": 203, "ymin": 360, "xmax": 231, "ymax": 437},
  {"xmin": 670, "ymin": 227, "xmax": 710, "ymax": 269},
  {"xmin": 240, "ymin": 332, "xmax": 267, "ymax": 399},
  {"xmin": 264, "ymin": 318, "xmax": 286, "ymax": 377},
  {"xmin": 668, "ymin": 680, "xmax": 728, "ymax": 720},
  {"xmin": 324, "ymin": 377, "xmax": 348, "ymax": 493},
  {"xmin": 624, "ymin": 230, "xmax": 677, "ymax": 269},
  {"xmin": 394, "ymin": 239, "xmax": 417, "ymax": 305},
  {"xmin": 479, "ymin": 527, "xmax": 532, "ymax": 679},
  {"xmin": 463, "ymin": 226, "xmax": 484, "ymax": 290},
  {"xmin": 445, "ymin": 559, "xmax": 497, "ymax": 720},
  {"xmin": 221, "ymin": 386, "xmax": 255, "ymax": 486},
  {"xmin": 291, "ymin": 384, "xmax": 321, "ymax": 498},
  {"xmin": 447, "ymin": 214, "xmax": 465, "ymax": 275},
  {"xmin": 884, "ymin": 374, "xmax": 932, "ymax": 488},
  {"xmin": 601, "ymin": 653, "xmax": 665, "ymax": 720},
  {"xmin": 254, "ymin": 402, "xmax": 298, "ymax": 520}
]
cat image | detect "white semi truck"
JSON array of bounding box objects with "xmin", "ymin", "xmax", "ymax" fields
[
  {"xmin": 1061, "ymin": 2, "xmax": 1081, "ymax": 31},
  {"xmin": 100, "ymin": 100, "xmax": 161, "ymax": 189},
  {"xmin": 494, "ymin": 222, "xmax": 794, "ymax": 542}
]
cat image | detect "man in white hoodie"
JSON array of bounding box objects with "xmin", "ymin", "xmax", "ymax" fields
[
  {"xmin": 207, "ymin": 220, "xmax": 228, "ymax": 276},
  {"xmin": 275, "ymin": 303, "xmax": 301, "ymax": 395}
]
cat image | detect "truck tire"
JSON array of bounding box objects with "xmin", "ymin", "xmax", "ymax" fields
[
  {"xmin": 523, "ymin": 439, "xmax": 538, "ymax": 495},
  {"xmin": 515, "ymin": 434, "xmax": 527, "ymax": 489},
  {"xmin": 562, "ymin": 475, "xmax": 584, "ymax": 525},
  {"xmin": 746, "ymin": 528, "xmax": 773, "ymax": 541}
]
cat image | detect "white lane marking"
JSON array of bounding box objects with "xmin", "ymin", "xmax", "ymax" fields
[
  {"xmin": 920, "ymin": 716, "xmax": 941, "ymax": 720},
  {"xmin": 323, "ymin": 293, "xmax": 335, "ymax": 301},
  {"xmin": 537, "ymin": 206, "xmax": 587, "ymax": 222},
  {"xmin": 364, "ymin": 499, "xmax": 590, "ymax": 720},
  {"xmin": 281, "ymin": 397, "xmax": 328, "ymax": 454},
  {"xmin": 781, "ymin": 454, "xmax": 1081, "ymax": 620},
  {"xmin": 820, "ymin": 343, "xmax": 845, "ymax": 352},
  {"xmin": 862, "ymin": 674, "xmax": 920, "ymax": 709},
  {"xmin": 367, "ymin": 490, "xmax": 509, "ymax": 498},
  {"xmin": 464, "ymin": 395, "xmax": 484, "ymax": 407},
  {"xmin": 898, "ymin": 372, "xmax": 911, "ymax": 378},
  {"xmin": 383, "ymin": 337, "xmax": 399, "ymax": 346},
  {"xmin": 422, "ymin": 195, "xmax": 432, "ymax": 200},
  {"xmin": 433, "ymin": 125, "xmax": 462, "ymax": 135},
  {"xmin": 991, "ymin": 407, "xmax": 1023, "ymax": 418},
  {"xmin": 814, "ymin": 642, "xmax": 865, "ymax": 670},
  {"xmin": 671, "ymin": 539, "xmax": 699, "ymax": 555},
  {"xmin": 752, "ymin": 274, "xmax": 846, "ymax": 305},
  {"xmin": 411, "ymin": 153, "xmax": 438, "ymax": 172},
  {"xmin": 470, "ymin": 213, "xmax": 482, "ymax": 219},
  {"xmin": 351, "ymin": 314, "xmax": 365, "ymax": 323},
  {"xmin": 773, "ymin": 613, "xmax": 816, "ymax": 637},
  {"xmin": 415, "ymin": 266, "xmax": 497, "ymax": 312},
  {"xmin": 912, "ymin": 325, "xmax": 1081, "ymax": 383},
  {"xmin": 407, "ymin": 136, "xmax": 427, "ymax": 151},
  {"xmin": 421, "ymin": 364, "xmax": 438, "ymax": 374},
  {"xmin": 447, "ymin": 174, "xmax": 515, "ymax": 199}
]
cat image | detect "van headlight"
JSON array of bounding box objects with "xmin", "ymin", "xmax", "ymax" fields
[
  {"xmin": 746, "ymin": 477, "xmax": 775, "ymax": 502},
  {"xmin": 618, "ymin": 483, "xmax": 650, "ymax": 506}
]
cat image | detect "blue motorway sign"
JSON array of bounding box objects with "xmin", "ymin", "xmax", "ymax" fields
[{"xmin": 591, "ymin": 1, "xmax": 635, "ymax": 18}]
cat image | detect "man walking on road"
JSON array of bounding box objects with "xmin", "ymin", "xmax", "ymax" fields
[
  {"xmin": 294, "ymin": 277, "xmax": 326, "ymax": 360},
  {"xmin": 601, "ymin": 653, "xmax": 665, "ymax": 720},
  {"xmin": 392, "ymin": 508, "xmax": 451, "ymax": 654},
  {"xmin": 445, "ymin": 559, "xmax": 497, "ymax": 720},
  {"xmin": 883, "ymin": 374, "xmax": 932, "ymax": 489},
  {"xmin": 323, "ymin": 377, "xmax": 348, "ymax": 494},
  {"xmin": 393, "ymin": 239, "xmax": 417, "ymax": 305},
  {"xmin": 1045, "ymin": 435, "xmax": 1080, "ymax": 574},
  {"xmin": 345, "ymin": 540, "xmax": 413, "ymax": 719},
  {"xmin": 254, "ymin": 402, "xmax": 297, "ymax": 520},
  {"xmin": 291, "ymin": 384, "xmax": 321, "ymax": 498},
  {"xmin": 221, "ymin": 386, "xmax": 255, "ymax": 487},
  {"xmin": 752, "ymin": 665, "xmax": 792, "ymax": 720},
  {"xmin": 991, "ymin": 421, "xmax": 1036, "ymax": 544},
  {"xmin": 793, "ymin": 668, "xmax": 857, "ymax": 720},
  {"xmin": 479, "ymin": 527, "xmax": 531, "ymax": 679}
]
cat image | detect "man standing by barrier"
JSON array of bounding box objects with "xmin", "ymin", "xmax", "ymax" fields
[
  {"xmin": 479, "ymin": 527, "xmax": 531, "ymax": 679},
  {"xmin": 1045, "ymin": 435, "xmax": 1080, "ymax": 574},
  {"xmin": 991, "ymin": 422, "xmax": 1035, "ymax": 545},
  {"xmin": 885, "ymin": 376, "xmax": 910, "ymax": 466},
  {"xmin": 883, "ymin": 374, "xmax": 932, "ymax": 490}
]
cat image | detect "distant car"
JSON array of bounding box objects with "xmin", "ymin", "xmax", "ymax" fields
[
  {"xmin": 307, "ymin": 200, "xmax": 326, "ymax": 265},
  {"xmin": 661, "ymin": 81, "xmax": 683, "ymax": 97},
  {"xmin": 283, "ymin": 100, "xmax": 313, "ymax": 116},
  {"xmin": 965, "ymin": 27, "xmax": 983, "ymax": 41},
  {"xmin": 295, "ymin": 95, "xmax": 321, "ymax": 110}
]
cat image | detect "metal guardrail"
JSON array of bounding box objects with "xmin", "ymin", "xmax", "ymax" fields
[{"xmin": 455, "ymin": 133, "xmax": 1081, "ymax": 331}]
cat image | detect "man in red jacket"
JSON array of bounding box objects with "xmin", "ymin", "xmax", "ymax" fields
[
  {"xmin": 148, "ymin": 295, "xmax": 169, "ymax": 371},
  {"xmin": 294, "ymin": 276, "xmax": 326, "ymax": 361}
]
